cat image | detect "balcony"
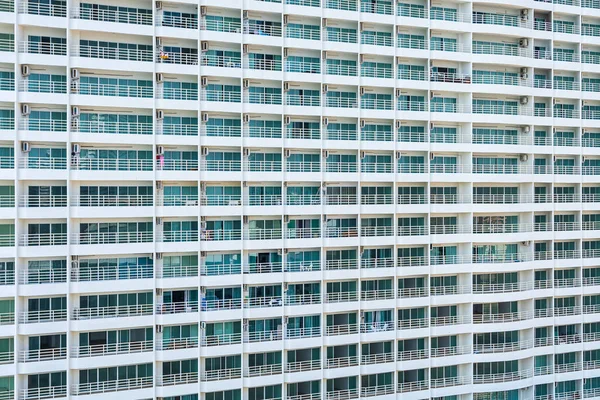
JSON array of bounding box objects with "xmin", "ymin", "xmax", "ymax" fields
[
  {"xmin": 201, "ymin": 368, "xmax": 241, "ymax": 382},
  {"xmin": 326, "ymin": 323, "xmax": 358, "ymax": 336},
  {"xmin": 326, "ymin": 389, "xmax": 359, "ymax": 400},
  {"xmin": 201, "ymin": 333, "xmax": 241, "ymax": 347},
  {"xmin": 158, "ymin": 372, "xmax": 199, "ymax": 386},
  {"xmin": 72, "ymin": 231, "xmax": 152, "ymax": 245},
  {"xmin": 245, "ymin": 364, "xmax": 282, "ymax": 377},
  {"xmin": 157, "ymin": 337, "xmax": 198, "ymax": 351},
  {"xmin": 398, "ymin": 348, "xmax": 427, "ymax": 361},
  {"xmin": 473, "ymin": 310, "xmax": 532, "ymax": 324},
  {"xmin": 20, "ymin": 347, "xmax": 65, "ymax": 363},
  {"xmin": 20, "ymin": 386, "xmax": 67, "ymax": 400},
  {"xmin": 74, "ymin": 44, "xmax": 152, "ymax": 62},
  {"xmin": 245, "ymin": 330, "xmax": 282, "ymax": 343},
  {"xmin": 72, "ymin": 304, "xmax": 153, "ymax": 320},
  {"xmin": 71, "ymin": 6, "xmax": 152, "ymax": 25},
  {"xmin": 473, "ymin": 369, "xmax": 532, "ymax": 384},
  {"xmin": 286, "ymin": 360, "xmax": 321, "ymax": 373},
  {"xmin": 72, "ymin": 377, "xmax": 153, "ymax": 396},
  {"xmin": 19, "ymin": 41, "xmax": 66, "ymax": 56},
  {"xmin": 74, "ymin": 340, "xmax": 153, "ymax": 358},
  {"xmin": 72, "ymin": 264, "xmax": 152, "ymax": 282},
  {"xmin": 20, "ymin": 233, "xmax": 67, "ymax": 247},
  {"xmin": 326, "ymin": 355, "xmax": 358, "ymax": 369},
  {"xmin": 20, "ymin": 195, "xmax": 67, "ymax": 208},
  {"xmin": 473, "ymin": 340, "xmax": 532, "ymax": 354},
  {"xmin": 156, "ymin": 301, "xmax": 198, "ymax": 315},
  {"xmin": 19, "ymin": 157, "xmax": 66, "ymax": 170},
  {"xmin": 397, "ymin": 381, "xmax": 428, "ymax": 393}
]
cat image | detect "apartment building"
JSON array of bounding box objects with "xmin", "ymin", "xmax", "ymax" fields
[{"xmin": 0, "ymin": 0, "xmax": 599, "ymax": 399}]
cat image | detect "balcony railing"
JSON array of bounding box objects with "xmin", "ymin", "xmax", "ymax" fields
[
  {"xmin": 72, "ymin": 304, "xmax": 153, "ymax": 320},
  {"xmin": 19, "ymin": 309, "xmax": 67, "ymax": 324},
  {"xmin": 72, "ymin": 377, "xmax": 153, "ymax": 396},
  {"xmin": 71, "ymin": 7, "xmax": 152, "ymax": 25},
  {"xmin": 21, "ymin": 386, "xmax": 67, "ymax": 400},
  {"xmin": 74, "ymin": 340, "xmax": 153, "ymax": 358}
]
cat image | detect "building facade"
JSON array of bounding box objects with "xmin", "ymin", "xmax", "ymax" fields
[{"xmin": 0, "ymin": 0, "xmax": 600, "ymax": 399}]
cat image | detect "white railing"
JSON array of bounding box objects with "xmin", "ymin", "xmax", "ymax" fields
[
  {"xmin": 21, "ymin": 386, "xmax": 67, "ymax": 400},
  {"xmin": 74, "ymin": 340, "xmax": 153, "ymax": 358},
  {"xmin": 20, "ymin": 347, "xmax": 66, "ymax": 362},
  {"xmin": 158, "ymin": 372, "xmax": 199, "ymax": 386},
  {"xmin": 72, "ymin": 377, "xmax": 153, "ymax": 396},
  {"xmin": 19, "ymin": 309, "xmax": 67, "ymax": 324},
  {"xmin": 72, "ymin": 304, "xmax": 153, "ymax": 320},
  {"xmin": 201, "ymin": 367, "xmax": 241, "ymax": 381},
  {"xmin": 71, "ymin": 7, "xmax": 152, "ymax": 25}
]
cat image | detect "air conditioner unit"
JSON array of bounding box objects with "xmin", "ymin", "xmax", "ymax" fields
[
  {"xmin": 322, "ymin": 51, "xmax": 327, "ymax": 60},
  {"xmin": 395, "ymin": 120, "xmax": 401, "ymax": 129},
  {"xmin": 21, "ymin": 142, "xmax": 30, "ymax": 152},
  {"xmin": 201, "ymin": 76, "xmax": 208, "ymax": 86},
  {"xmin": 156, "ymin": 109, "xmax": 164, "ymax": 120},
  {"xmin": 243, "ymin": 44, "xmax": 248, "ymax": 54},
  {"xmin": 71, "ymin": 261, "xmax": 79, "ymax": 270},
  {"xmin": 156, "ymin": 73, "xmax": 163, "ymax": 83},
  {"xmin": 519, "ymin": 38, "xmax": 528, "ymax": 48},
  {"xmin": 430, "ymin": 152, "xmax": 435, "ymax": 160},
  {"xmin": 156, "ymin": 253, "xmax": 162, "ymax": 260},
  {"xmin": 243, "ymin": 10, "xmax": 248, "ymax": 19},
  {"xmin": 322, "ymin": 150, "xmax": 329, "ymax": 158},
  {"xmin": 243, "ymin": 148, "xmax": 250, "ymax": 157},
  {"xmin": 72, "ymin": 144, "xmax": 80, "ymax": 154},
  {"xmin": 71, "ymin": 118, "xmax": 79, "ymax": 131},
  {"xmin": 243, "ymin": 216, "xmax": 249, "ymax": 224},
  {"xmin": 202, "ymin": 147, "xmax": 209, "ymax": 156},
  {"xmin": 396, "ymin": 88, "xmax": 402, "ymax": 97},
  {"xmin": 520, "ymin": 96, "xmax": 529, "ymax": 105},
  {"xmin": 360, "ymin": 151, "xmax": 365, "ymax": 159},
  {"xmin": 283, "ymin": 82, "xmax": 289, "ymax": 91},
  {"xmin": 156, "ymin": 217, "xmax": 162, "ymax": 225},
  {"xmin": 200, "ymin": 6, "xmax": 207, "ymax": 16},
  {"xmin": 520, "ymin": 154, "xmax": 528, "ymax": 162},
  {"xmin": 201, "ymin": 251, "xmax": 207, "ymax": 257},
  {"xmin": 396, "ymin": 151, "xmax": 401, "ymax": 159},
  {"xmin": 522, "ymin": 125, "xmax": 530, "ymax": 134},
  {"xmin": 359, "ymin": 54, "xmax": 364, "ymax": 64},
  {"xmin": 156, "ymin": 181, "xmax": 163, "ymax": 190},
  {"xmin": 71, "ymin": 68, "xmax": 79, "ymax": 80},
  {"xmin": 71, "ymin": 106, "xmax": 80, "ymax": 116},
  {"xmin": 157, "ymin": 145, "xmax": 164, "ymax": 155},
  {"xmin": 202, "ymin": 113, "xmax": 209, "ymax": 122},
  {"xmin": 520, "ymin": 9, "xmax": 528, "ymax": 19},
  {"xmin": 21, "ymin": 104, "xmax": 30, "ymax": 116},
  {"xmin": 200, "ymin": 321, "xmax": 206, "ymax": 329},
  {"xmin": 201, "ymin": 41, "xmax": 209, "ymax": 51},
  {"xmin": 522, "ymin": 241, "xmax": 531, "ymax": 246},
  {"xmin": 322, "ymin": 18, "xmax": 327, "ymax": 27},
  {"xmin": 156, "ymin": 288, "xmax": 163, "ymax": 296},
  {"xmin": 322, "ymin": 117, "xmax": 328, "ymax": 126},
  {"xmin": 156, "ymin": 37, "xmax": 162, "ymax": 47},
  {"xmin": 285, "ymin": 149, "xmax": 290, "ymax": 158},
  {"xmin": 156, "ymin": 325, "xmax": 163, "ymax": 333},
  {"xmin": 243, "ymin": 114, "xmax": 250, "ymax": 124},
  {"xmin": 360, "ymin": 119, "xmax": 365, "ymax": 128},
  {"xmin": 21, "ymin": 65, "xmax": 30, "ymax": 77},
  {"xmin": 283, "ymin": 15, "xmax": 288, "ymax": 24},
  {"xmin": 283, "ymin": 48, "xmax": 288, "ymax": 58},
  {"xmin": 284, "ymin": 116, "xmax": 291, "ymax": 125},
  {"xmin": 322, "ymin": 84, "xmax": 328, "ymax": 93},
  {"xmin": 242, "ymin": 79, "xmax": 249, "ymax": 89},
  {"xmin": 360, "ymin": 87, "xmax": 365, "ymax": 96}
]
